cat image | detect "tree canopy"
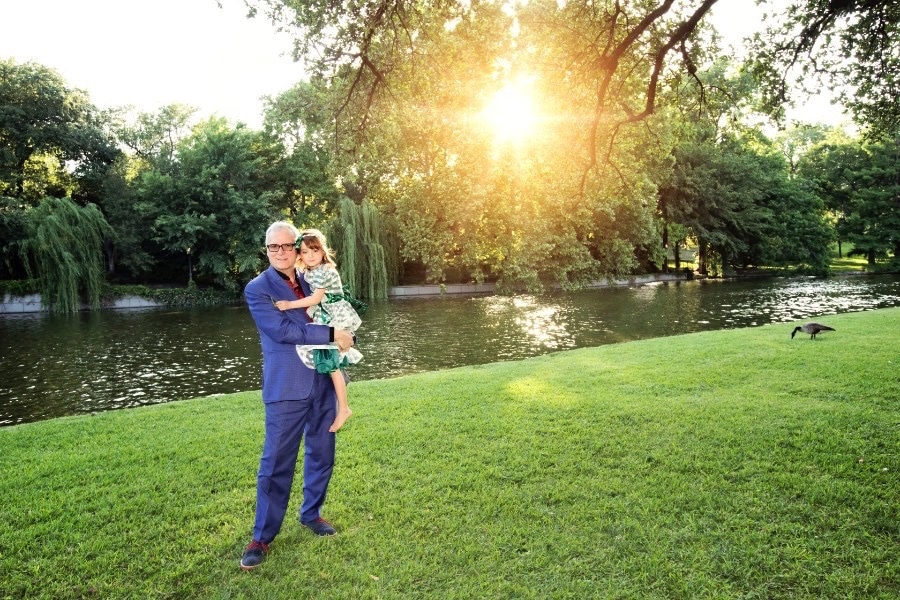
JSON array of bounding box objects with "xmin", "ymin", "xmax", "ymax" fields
[
  {"xmin": 2, "ymin": 0, "xmax": 897, "ymax": 300},
  {"xmin": 799, "ymin": 134, "xmax": 900, "ymax": 265},
  {"xmin": 749, "ymin": 0, "xmax": 899, "ymax": 138},
  {"xmin": 0, "ymin": 59, "xmax": 119, "ymax": 202}
]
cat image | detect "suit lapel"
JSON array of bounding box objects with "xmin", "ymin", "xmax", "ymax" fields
[{"xmin": 264, "ymin": 266, "xmax": 310, "ymax": 323}]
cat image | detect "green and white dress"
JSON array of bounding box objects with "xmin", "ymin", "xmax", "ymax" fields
[{"xmin": 296, "ymin": 264, "xmax": 364, "ymax": 373}]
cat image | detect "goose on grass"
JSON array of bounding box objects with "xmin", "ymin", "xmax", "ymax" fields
[{"xmin": 791, "ymin": 322, "xmax": 836, "ymax": 339}]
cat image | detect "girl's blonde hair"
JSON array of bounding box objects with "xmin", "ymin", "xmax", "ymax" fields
[{"xmin": 297, "ymin": 228, "xmax": 336, "ymax": 270}]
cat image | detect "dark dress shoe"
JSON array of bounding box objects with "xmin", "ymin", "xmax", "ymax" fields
[{"xmin": 301, "ymin": 517, "xmax": 337, "ymax": 536}]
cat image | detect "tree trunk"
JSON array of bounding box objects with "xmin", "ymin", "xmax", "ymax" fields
[
  {"xmin": 104, "ymin": 238, "xmax": 115, "ymax": 274},
  {"xmin": 697, "ymin": 242, "xmax": 708, "ymax": 277},
  {"xmin": 661, "ymin": 223, "xmax": 669, "ymax": 273}
]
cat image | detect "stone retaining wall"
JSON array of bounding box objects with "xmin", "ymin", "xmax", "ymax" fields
[{"xmin": 0, "ymin": 294, "xmax": 162, "ymax": 314}]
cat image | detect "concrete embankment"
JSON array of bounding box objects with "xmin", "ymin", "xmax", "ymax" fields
[{"xmin": 0, "ymin": 294, "xmax": 164, "ymax": 314}]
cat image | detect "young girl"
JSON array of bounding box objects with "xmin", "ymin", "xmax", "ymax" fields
[{"xmin": 275, "ymin": 229, "xmax": 364, "ymax": 432}]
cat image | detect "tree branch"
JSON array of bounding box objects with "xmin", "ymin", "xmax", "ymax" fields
[{"xmin": 581, "ymin": 0, "xmax": 720, "ymax": 192}]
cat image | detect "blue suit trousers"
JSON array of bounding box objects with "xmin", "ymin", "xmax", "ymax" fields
[{"xmin": 253, "ymin": 372, "xmax": 336, "ymax": 543}]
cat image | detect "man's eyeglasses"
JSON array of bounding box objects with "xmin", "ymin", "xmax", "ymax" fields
[{"xmin": 265, "ymin": 243, "xmax": 296, "ymax": 253}]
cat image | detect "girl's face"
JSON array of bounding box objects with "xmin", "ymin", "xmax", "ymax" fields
[{"xmin": 299, "ymin": 242, "xmax": 325, "ymax": 268}]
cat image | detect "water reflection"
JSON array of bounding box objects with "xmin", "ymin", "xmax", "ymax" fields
[
  {"xmin": 0, "ymin": 307, "xmax": 261, "ymax": 425},
  {"xmin": 1, "ymin": 275, "xmax": 897, "ymax": 425}
]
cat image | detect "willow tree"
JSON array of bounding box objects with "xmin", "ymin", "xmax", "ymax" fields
[
  {"xmin": 326, "ymin": 197, "xmax": 397, "ymax": 300},
  {"xmin": 18, "ymin": 197, "xmax": 113, "ymax": 313}
]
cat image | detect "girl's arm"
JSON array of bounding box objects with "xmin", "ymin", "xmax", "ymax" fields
[{"xmin": 275, "ymin": 287, "xmax": 326, "ymax": 311}]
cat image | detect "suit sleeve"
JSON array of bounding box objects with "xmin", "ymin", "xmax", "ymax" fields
[{"xmin": 245, "ymin": 275, "xmax": 332, "ymax": 346}]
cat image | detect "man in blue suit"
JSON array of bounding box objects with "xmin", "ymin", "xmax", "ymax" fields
[{"xmin": 240, "ymin": 221, "xmax": 356, "ymax": 570}]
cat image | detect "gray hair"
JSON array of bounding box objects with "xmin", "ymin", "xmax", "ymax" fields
[{"xmin": 265, "ymin": 221, "xmax": 299, "ymax": 244}]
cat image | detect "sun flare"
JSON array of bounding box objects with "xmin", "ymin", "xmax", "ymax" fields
[{"xmin": 480, "ymin": 79, "xmax": 538, "ymax": 144}]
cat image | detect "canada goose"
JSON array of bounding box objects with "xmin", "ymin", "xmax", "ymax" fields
[{"xmin": 791, "ymin": 322, "xmax": 835, "ymax": 339}]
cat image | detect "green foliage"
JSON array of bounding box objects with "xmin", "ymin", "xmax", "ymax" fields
[
  {"xmin": 260, "ymin": 81, "xmax": 343, "ymax": 223},
  {"xmin": 100, "ymin": 283, "xmax": 243, "ymax": 307},
  {"xmin": 145, "ymin": 285, "xmax": 242, "ymax": 307},
  {"xmin": 0, "ymin": 281, "xmax": 241, "ymax": 308},
  {"xmin": 247, "ymin": 0, "xmax": 712, "ymax": 288},
  {"xmin": 0, "ymin": 278, "xmax": 39, "ymax": 297},
  {"xmin": 272, "ymin": 138, "xmax": 341, "ymax": 224},
  {"xmin": 133, "ymin": 117, "xmax": 277, "ymax": 289},
  {"xmin": 845, "ymin": 138, "xmax": 900, "ymax": 263},
  {"xmin": 799, "ymin": 134, "xmax": 900, "ymax": 266},
  {"xmin": 110, "ymin": 103, "xmax": 197, "ymax": 166},
  {"xmin": 17, "ymin": 197, "xmax": 113, "ymax": 313},
  {"xmin": 1, "ymin": 308, "xmax": 898, "ymax": 597},
  {"xmin": 754, "ymin": 159, "xmax": 834, "ymax": 274},
  {"xmin": 0, "ymin": 196, "xmax": 28, "ymax": 278},
  {"xmin": 7, "ymin": 6, "xmax": 888, "ymax": 296},
  {"xmin": 96, "ymin": 156, "xmax": 156, "ymax": 277},
  {"xmin": 327, "ymin": 197, "xmax": 397, "ymax": 299},
  {"xmin": 660, "ymin": 129, "xmax": 834, "ymax": 275},
  {"xmin": 749, "ymin": 0, "xmax": 899, "ymax": 137},
  {"xmin": 100, "ymin": 104, "xmax": 200, "ymax": 279},
  {"xmin": 0, "ymin": 59, "xmax": 119, "ymax": 203}
]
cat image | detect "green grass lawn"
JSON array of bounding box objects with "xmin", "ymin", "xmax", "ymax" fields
[
  {"xmin": 830, "ymin": 256, "xmax": 869, "ymax": 272},
  {"xmin": 829, "ymin": 243, "xmax": 870, "ymax": 273},
  {"xmin": 828, "ymin": 242, "xmax": 897, "ymax": 273},
  {"xmin": 2, "ymin": 309, "xmax": 898, "ymax": 599}
]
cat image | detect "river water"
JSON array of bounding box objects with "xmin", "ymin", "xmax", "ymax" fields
[{"xmin": 2, "ymin": 274, "xmax": 898, "ymax": 426}]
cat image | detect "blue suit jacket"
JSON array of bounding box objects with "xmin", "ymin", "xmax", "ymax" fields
[{"xmin": 245, "ymin": 266, "xmax": 333, "ymax": 403}]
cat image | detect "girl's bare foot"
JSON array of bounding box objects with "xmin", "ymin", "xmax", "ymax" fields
[{"xmin": 329, "ymin": 407, "xmax": 352, "ymax": 432}]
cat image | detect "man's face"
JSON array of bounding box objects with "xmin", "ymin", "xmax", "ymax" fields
[{"xmin": 266, "ymin": 229, "xmax": 298, "ymax": 276}]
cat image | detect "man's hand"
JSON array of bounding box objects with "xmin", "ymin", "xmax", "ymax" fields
[{"xmin": 334, "ymin": 329, "xmax": 355, "ymax": 352}]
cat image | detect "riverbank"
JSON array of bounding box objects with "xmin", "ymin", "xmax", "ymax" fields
[
  {"xmin": 389, "ymin": 271, "xmax": 688, "ymax": 297},
  {"xmin": 0, "ymin": 292, "xmax": 163, "ymax": 314},
  {"xmin": 2, "ymin": 308, "xmax": 897, "ymax": 598},
  {"xmin": 0, "ymin": 272, "xmax": 688, "ymax": 313},
  {"xmin": 0, "ymin": 283, "xmax": 243, "ymax": 314}
]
